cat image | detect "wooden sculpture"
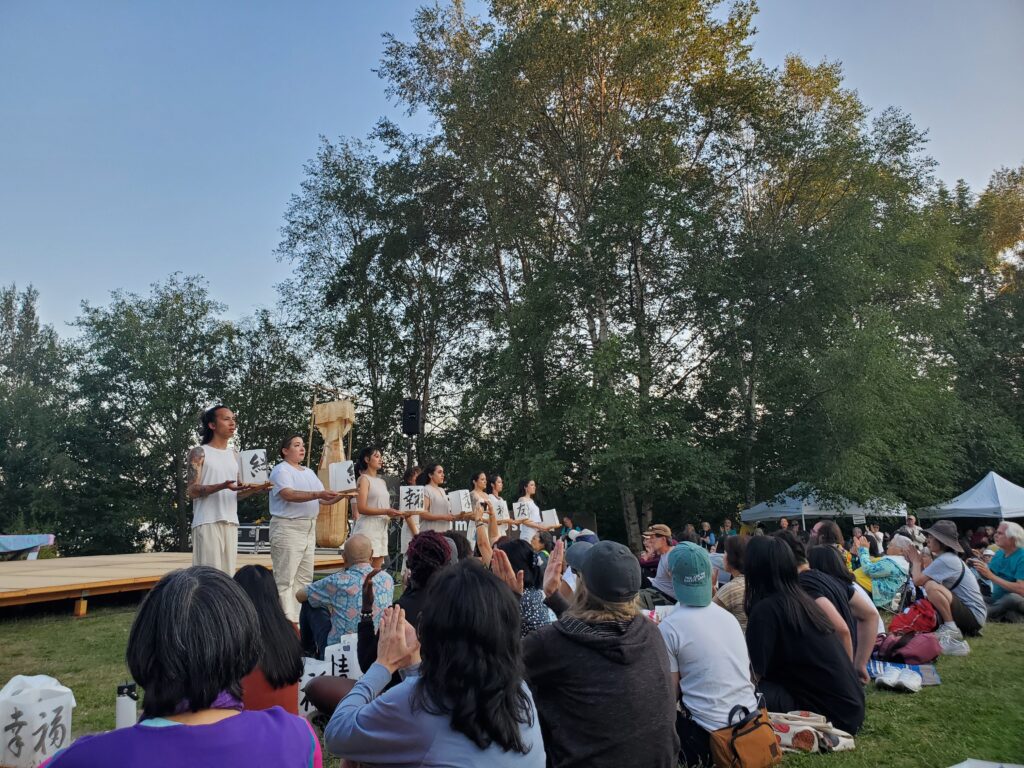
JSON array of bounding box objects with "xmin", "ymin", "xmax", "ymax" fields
[{"xmin": 310, "ymin": 397, "xmax": 355, "ymax": 547}]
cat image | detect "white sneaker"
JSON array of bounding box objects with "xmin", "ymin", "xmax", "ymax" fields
[
  {"xmin": 894, "ymin": 669, "xmax": 923, "ymax": 693},
  {"xmin": 938, "ymin": 633, "xmax": 970, "ymax": 656},
  {"xmin": 875, "ymin": 669, "xmax": 900, "ymax": 690},
  {"xmin": 935, "ymin": 623, "xmax": 963, "ymax": 641}
]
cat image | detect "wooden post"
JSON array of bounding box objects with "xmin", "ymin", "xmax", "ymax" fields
[
  {"xmin": 306, "ymin": 389, "xmax": 318, "ymax": 468},
  {"xmin": 73, "ymin": 595, "xmax": 88, "ymax": 618}
]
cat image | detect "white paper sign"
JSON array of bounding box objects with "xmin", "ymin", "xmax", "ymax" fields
[
  {"xmin": 329, "ymin": 460, "xmax": 356, "ymax": 492},
  {"xmin": 0, "ymin": 675, "xmax": 76, "ymax": 768},
  {"xmin": 297, "ymin": 657, "xmax": 329, "ymax": 718},
  {"xmin": 324, "ymin": 634, "xmax": 363, "ymax": 681},
  {"xmin": 541, "ymin": 509, "xmax": 559, "ymax": 527},
  {"xmin": 399, "ymin": 485, "xmax": 424, "ymax": 512},
  {"xmin": 238, "ymin": 449, "xmax": 270, "ymax": 485},
  {"xmin": 447, "ymin": 490, "xmax": 473, "ymax": 515}
]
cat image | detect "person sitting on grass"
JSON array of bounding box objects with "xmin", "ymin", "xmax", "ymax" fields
[
  {"xmin": 905, "ymin": 520, "xmax": 987, "ymax": 655},
  {"xmin": 712, "ymin": 534, "xmax": 749, "ymax": 632},
  {"xmin": 296, "ymin": 533, "xmax": 394, "ymax": 652},
  {"xmin": 807, "ymin": 545, "xmax": 885, "ymax": 640},
  {"xmin": 493, "ymin": 539, "xmax": 679, "ymax": 768},
  {"xmin": 744, "ymin": 537, "xmax": 865, "ymax": 736},
  {"xmin": 234, "ymin": 565, "xmax": 304, "ymax": 714},
  {"xmin": 660, "ymin": 542, "xmax": 764, "ymax": 767},
  {"xmin": 42, "ymin": 567, "xmax": 321, "ymax": 768},
  {"xmin": 973, "ymin": 521, "xmax": 1024, "ymax": 623},
  {"xmin": 638, "ymin": 523, "xmax": 678, "ymax": 608},
  {"xmin": 854, "ymin": 533, "xmax": 912, "ymax": 610},
  {"xmin": 497, "ymin": 538, "xmax": 552, "ymax": 636},
  {"xmin": 322, "ymin": 562, "xmax": 546, "ymax": 767}
]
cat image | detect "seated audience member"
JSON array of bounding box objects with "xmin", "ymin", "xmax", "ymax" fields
[
  {"xmin": 234, "ymin": 565, "xmax": 304, "ymax": 714},
  {"xmin": 811, "ymin": 520, "xmax": 853, "ymax": 570},
  {"xmin": 297, "ymin": 534, "xmax": 394, "ymax": 650},
  {"xmin": 712, "ymin": 534, "xmax": 749, "ymax": 632},
  {"xmin": 906, "ymin": 520, "xmax": 987, "ymax": 654},
  {"xmin": 498, "ymin": 538, "xmax": 552, "ymax": 636},
  {"xmin": 744, "ymin": 537, "xmax": 865, "ymax": 735},
  {"xmin": 970, "ymin": 526, "xmax": 993, "ymax": 550},
  {"xmin": 562, "ymin": 540, "xmax": 592, "ymax": 595},
  {"xmin": 533, "ymin": 530, "xmax": 555, "ymax": 565},
  {"xmin": 323, "ymin": 563, "xmax": 545, "ymax": 767},
  {"xmin": 639, "ymin": 533, "xmax": 662, "ymax": 586},
  {"xmin": 43, "ymin": 567, "xmax": 321, "ymax": 767},
  {"xmin": 773, "ymin": 530, "xmax": 855, "ymax": 666},
  {"xmin": 807, "ymin": 545, "xmax": 884, "ymax": 641},
  {"xmin": 854, "ymin": 534, "xmax": 912, "ymax": 609},
  {"xmin": 698, "ymin": 521, "xmax": 716, "ymax": 551},
  {"xmin": 904, "ymin": 514, "xmax": 927, "ymax": 546},
  {"xmin": 638, "ymin": 523, "xmax": 678, "ymax": 608},
  {"xmin": 974, "ymin": 521, "xmax": 1024, "ymax": 623},
  {"xmin": 660, "ymin": 543, "xmax": 763, "ymax": 767},
  {"xmin": 443, "ymin": 529, "xmax": 472, "ymax": 561},
  {"xmin": 510, "ymin": 540, "xmax": 679, "ymax": 768}
]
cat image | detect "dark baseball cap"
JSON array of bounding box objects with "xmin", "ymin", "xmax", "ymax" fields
[
  {"xmin": 564, "ymin": 540, "xmax": 593, "ymax": 572},
  {"xmin": 577, "ymin": 540, "xmax": 641, "ymax": 602}
]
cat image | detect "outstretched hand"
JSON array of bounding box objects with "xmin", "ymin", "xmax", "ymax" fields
[
  {"xmin": 376, "ymin": 606, "xmax": 420, "ymax": 673},
  {"xmin": 491, "ymin": 548, "xmax": 524, "ymax": 596},
  {"xmin": 542, "ymin": 540, "xmax": 565, "ymax": 597}
]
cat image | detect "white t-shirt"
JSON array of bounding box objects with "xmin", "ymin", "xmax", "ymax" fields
[
  {"xmin": 192, "ymin": 445, "xmax": 240, "ymax": 528},
  {"xmin": 658, "ymin": 603, "xmax": 759, "ymax": 732},
  {"xmin": 516, "ymin": 499, "xmax": 542, "ymax": 543},
  {"xmin": 269, "ymin": 462, "xmax": 324, "ymax": 519}
]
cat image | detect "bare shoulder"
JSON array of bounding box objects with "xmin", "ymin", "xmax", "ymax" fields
[{"xmin": 188, "ymin": 446, "xmax": 205, "ymax": 463}]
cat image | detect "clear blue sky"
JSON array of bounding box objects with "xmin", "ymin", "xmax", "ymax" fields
[{"xmin": 2, "ymin": 1, "xmax": 1021, "ymax": 330}]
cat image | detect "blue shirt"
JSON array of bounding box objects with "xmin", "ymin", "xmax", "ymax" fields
[
  {"xmin": 324, "ymin": 663, "xmax": 546, "ymax": 767},
  {"xmin": 306, "ymin": 563, "xmax": 394, "ymax": 645},
  {"xmin": 990, "ymin": 547, "xmax": 1024, "ymax": 601}
]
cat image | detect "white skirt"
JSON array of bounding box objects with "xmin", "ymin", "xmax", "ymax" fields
[{"xmin": 351, "ymin": 514, "xmax": 389, "ymax": 558}]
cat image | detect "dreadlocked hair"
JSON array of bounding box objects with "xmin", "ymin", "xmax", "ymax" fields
[{"xmin": 406, "ymin": 530, "xmax": 451, "ymax": 590}]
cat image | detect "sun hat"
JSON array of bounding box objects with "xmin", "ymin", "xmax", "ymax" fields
[
  {"xmin": 666, "ymin": 542, "xmax": 713, "ymax": 607},
  {"xmin": 923, "ymin": 520, "xmax": 962, "ymax": 553},
  {"xmin": 576, "ymin": 540, "xmax": 641, "ymax": 601}
]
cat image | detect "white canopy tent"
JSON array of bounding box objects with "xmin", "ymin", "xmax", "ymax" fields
[
  {"xmin": 919, "ymin": 471, "xmax": 1024, "ymax": 520},
  {"xmin": 741, "ymin": 484, "xmax": 907, "ymax": 526}
]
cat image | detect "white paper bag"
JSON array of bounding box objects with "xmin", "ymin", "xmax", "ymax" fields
[
  {"xmin": 540, "ymin": 509, "xmax": 559, "ymax": 527},
  {"xmin": 324, "ymin": 634, "xmax": 363, "ymax": 681},
  {"xmin": 297, "ymin": 658, "xmax": 329, "ymax": 718},
  {"xmin": 447, "ymin": 490, "xmax": 472, "ymax": 516},
  {"xmin": 238, "ymin": 449, "xmax": 270, "ymax": 485},
  {"xmin": 0, "ymin": 675, "xmax": 76, "ymax": 768},
  {"xmin": 399, "ymin": 485, "xmax": 424, "ymax": 512},
  {"xmin": 329, "ymin": 460, "xmax": 356, "ymax": 492}
]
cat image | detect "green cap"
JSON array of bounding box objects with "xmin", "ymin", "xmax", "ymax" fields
[{"xmin": 667, "ymin": 542, "xmax": 713, "ymax": 607}]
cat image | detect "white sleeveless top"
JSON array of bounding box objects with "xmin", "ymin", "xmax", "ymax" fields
[
  {"xmin": 420, "ymin": 485, "xmax": 451, "ymax": 533},
  {"xmin": 192, "ymin": 445, "xmax": 239, "ymax": 527}
]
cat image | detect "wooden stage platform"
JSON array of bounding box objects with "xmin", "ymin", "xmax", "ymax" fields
[{"xmin": 0, "ymin": 551, "xmax": 346, "ymax": 616}]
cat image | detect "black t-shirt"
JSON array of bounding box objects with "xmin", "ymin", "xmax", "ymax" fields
[
  {"xmin": 746, "ymin": 593, "xmax": 865, "ymax": 735},
  {"xmin": 799, "ymin": 569, "xmax": 857, "ymax": 648}
]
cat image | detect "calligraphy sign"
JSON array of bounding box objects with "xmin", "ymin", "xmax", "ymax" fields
[
  {"xmin": 399, "ymin": 486, "xmax": 424, "ymax": 513},
  {"xmin": 324, "ymin": 634, "xmax": 363, "ymax": 683},
  {"xmin": 238, "ymin": 449, "xmax": 270, "ymax": 485},
  {"xmin": 447, "ymin": 490, "xmax": 473, "ymax": 516},
  {"xmin": 328, "ymin": 461, "xmax": 356, "ymax": 493},
  {"xmin": 0, "ymin": 675, "xmax": 76, "ymax": 768},
  {"xmin": 297, "ymin": 658, "xmax": 329, "ymax": 719}
]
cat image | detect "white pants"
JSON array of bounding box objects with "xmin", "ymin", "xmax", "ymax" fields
[
  {"xmin": 270, "ymin": 516, "xmax": 317, "ymax": 622},
  {"xmin": 192, "ymin": 521, "xmax": 238, "ymax": 575}
]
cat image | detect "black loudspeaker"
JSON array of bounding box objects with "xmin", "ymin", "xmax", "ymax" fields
[{"xmin": 401, "ymin": 398, "xmax": 422, "ymax": 436}]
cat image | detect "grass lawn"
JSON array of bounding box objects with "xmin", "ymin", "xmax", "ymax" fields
[{"xmin": 1, "ymin": 600, "xmax": 1022, "ymax": 767}]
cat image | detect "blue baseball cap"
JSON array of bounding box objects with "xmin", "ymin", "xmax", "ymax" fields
[{"xmin": 667, "ymin": 542, "xmax": 713, "ymax": 607}]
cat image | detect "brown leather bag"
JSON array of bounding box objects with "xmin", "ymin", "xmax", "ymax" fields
[{"xmin": 708, "ymin": 705, "xmax": 782, "ymax": 768}]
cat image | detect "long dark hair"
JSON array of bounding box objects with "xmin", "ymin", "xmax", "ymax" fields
[
  {"xmin": 126, "ymin": 567, "xmax": 259, "ymax": 718},
  {"xmin": 468, "ymin": 470, "xmax": 487, "ymax": 491},
  {"xmin": 517, "ymin": 478, "xmax": 534, "ymax": 499},
  {"xmin": 413, "ymin": 559, "xmax": 534, "ymax": 754},
  {"xmin": 417, "ymin": 463, "xmax": 442, "ymax": 486},
  {"xmin": 486, "ymin": 473, "xmax": 502, "ymax": 495},
  {"xmin": 232, "ymin": 565, "xmax": 304, "ymax": 689},
  {"xmin": 744, "ymin": 536, "xmax": 833, "ymax": 634},
  {"xmin": 199, "ymin": 405, "xmax": 229, "ymax": 445},
  {"xmin": 354, "ymin": 446, "xmax": 381, "ymax": 477},
  {"xmin": 807, "ymin": 545, "xmax": 855, "ymax": 585},
  {"xmin": 497, "ymin": 539, "xmax": 544, "ymax": 590}
]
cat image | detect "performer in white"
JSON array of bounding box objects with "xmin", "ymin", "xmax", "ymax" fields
[
  {"xmin": 187, "ymin": 405, "xmax": 269, "ymax": 575},
  {"xmin": 487, "ymin": 473, "xmax": 513, "ymax": 537},
  {"xmin": 350, "ymin": 446, "xmax": 402, "ymax": 568},
  {"xmin": 269, "ymin": 434, "xmax": 345, "ymax": 622},
  {"xmin": 515, "ymin": 478, "xmax": 559, "ymax": 544}
]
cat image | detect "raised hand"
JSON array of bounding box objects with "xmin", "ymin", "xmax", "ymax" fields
[
  {"xmin": 491, "ymin": 548, "xmax": 525, "ymax": 596},
  {"xmin": 543, "ymin": 539, "xmax": 565, "ymax": 597},
  {"xmin": 377, "ymin": 607, "xmax": 414, "ymax": 673}
]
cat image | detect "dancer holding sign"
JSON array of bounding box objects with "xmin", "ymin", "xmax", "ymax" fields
[
  {"xmin": 487, "ymin": 474, "xmax": 513, "ymax": 537},
  {"xmin": 269, "ymin": 435, "xmax": 345, "ymax": 622},
  {"xmin": 399, "ymin": 466, "xmax": 423, "ymax": 555},
  {"xmin": 515, "ymin": 479, "xmax": 557, "ymax": 545},
  {"xmin": 187, "ymin": 405, "xmax": 269, "ymax": 575},
  {"xmin": 350, "ymin": 447, "xmax": 401, "ymax": 569},
  {"xmin": 417, "ymin": 464, "xmax": 456, "ymax": 533}
]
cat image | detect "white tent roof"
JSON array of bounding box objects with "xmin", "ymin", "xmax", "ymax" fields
[
  {"xmin": 741, "ymin": 484, "xmax": 907, "ymax": 523},
  {"xmin": 919, "ymin": 471, "xmax": 1024, "ymax": 520}
]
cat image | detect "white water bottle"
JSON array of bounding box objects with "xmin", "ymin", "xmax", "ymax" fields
[{"xmin": 116, "ymin": 682, "xmax": 138, "ymax": 729}]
